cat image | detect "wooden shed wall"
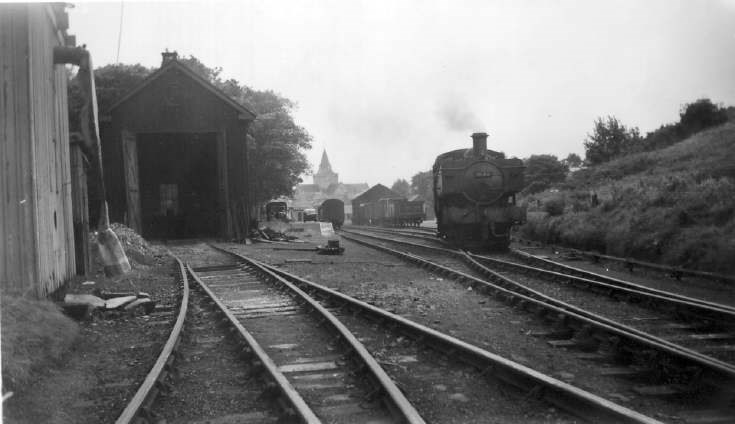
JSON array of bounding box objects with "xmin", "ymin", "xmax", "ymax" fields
[
  {"xmin": 0, "ymin": 4, "xmax": 75, "ymax": 297},
  {"xmin": 101, "ymin": 66, "xmax": 251, "ymax": 239}
]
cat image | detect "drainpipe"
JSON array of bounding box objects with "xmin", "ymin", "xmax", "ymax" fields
[{"xmin": 54, "ymin": 46, "xmax": 131, "ymax": 276}]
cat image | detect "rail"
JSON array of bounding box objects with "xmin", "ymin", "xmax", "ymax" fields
[
  {"xmin": 340, "ymin": 231, "xmax": 735, "ymax": 388},
  {"xmin": 215, "ymin": 244, "xmax": 661, "ymax": 424},
  {"xmin": 208, "ymin": 244, "xmax": 426, "ymax": 424},
  {"xmin": 115, "ymin": 258, "xmax": 190, "ymax": 424},
  {"xmin": 512, "ymin": 237, "xmax": 735, "ymax": 284},
  {"xmin": 186, "ymin": 264, "xmax": 321, "ymax": 424}
]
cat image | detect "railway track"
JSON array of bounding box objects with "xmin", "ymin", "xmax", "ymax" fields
[
  {"xmin": 343, "ymin": 226, "xmax": 445, "ymax": 246},
  {"xmin": 352, "ymin": 225, "xmax": 735, "ymax": 307},
  {"xmin": 350, "ymin": 226, "xmax": 735, "ymax": 320},
  {"xmin": 115, "ymin": 251, "xmax": 423, "ymax": 423},
  {"xmin": 209, "ymin": 243, "xmax": 659, "ymax": 423},
  {"xmin": 340, "ymin": 228, "xmax": 735, "ymax": 422},
  {"xmin": 511, "ymin": 237, "xmax": 735, "ymax": 285}
]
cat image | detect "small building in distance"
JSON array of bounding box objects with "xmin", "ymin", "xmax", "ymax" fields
[
  {"xmin": 100, "ymin": 52, "xmax": 256, "ymax": 240},
  {"xmin": 291, "ymin": 150, "xmax": 368, "ymax": 221}
]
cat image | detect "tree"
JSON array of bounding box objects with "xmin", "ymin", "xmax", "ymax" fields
[
  {"xmin": 246, "ymin": 98, "xmax": 312, "ymax": 205},
  {"xmin": 68, "ymin": 63, "xmax": 153, "ymax": 131},
  {"xmin": 410, "ymin": 170, "xmax": 434, "ymax": 204},
  {"xmin": 562, "ymin": 153, "xmax": 582, "ymax": 169},
  {"xmin": 522, "ymin": 155, "xmax": 568, "ymax": 194},
  {"xmin": 583, "ymin": 116, "xmax": 642, "ymax": 165},
  {"xmin": 391, "ymin": 179, "xmax": 411, "ymax": 197}
]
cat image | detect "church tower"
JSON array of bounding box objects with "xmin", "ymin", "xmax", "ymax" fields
[{"xmin": 314, "ymin": 149, "xmax": 339, "ymax": 190}]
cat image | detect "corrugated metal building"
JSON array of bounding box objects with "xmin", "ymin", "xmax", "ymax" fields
[
  {"xmin": 100, "ymin": 54, "xmax": 256, "ymax": 240},
  {"xmin": 1, "ymin": 4, "xmax": 78, "ymax": 297}
]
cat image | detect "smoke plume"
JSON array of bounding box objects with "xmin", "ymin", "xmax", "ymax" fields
[{"xmin": 437, "ymin": 94, "xmax": 484, "ymax": 132}]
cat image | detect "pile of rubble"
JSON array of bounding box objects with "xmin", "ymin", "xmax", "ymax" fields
[
  {"xmin": 251, "ymin": 226, "xmax": 298, "ymax": 242},
  {"xmin": 88, "ymin": 223, "xmax": 165, "ymax": 268},
  {"xmin": 110, "ymin": 223, "xmax": 165, "ymax": 264},
  {"xmin": 62, "ymin": 289, "xmax": 156, "ymax": 320}
]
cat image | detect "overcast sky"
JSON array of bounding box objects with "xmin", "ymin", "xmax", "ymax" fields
[{"xmin": 68, "ymin": 0, "xmax": 735, "ymax": 187}]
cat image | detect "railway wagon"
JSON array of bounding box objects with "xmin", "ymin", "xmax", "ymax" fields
[
  {"xmin": 396, "ymin": 199, "xmax": 425, "ymax": 227},
  {"xmin": 433, "ymin": 132, "xmax": 526, "ymax": 250},
  {"xmin": 318, "ymin": 199, "xmax": 345, "ymax": 229},
  {"xmin": 360, "ymin": 197, "xmax": 426, "ymax": 227},
  {"xmin": 374, "ymin": 198, "xmax": 425, "ymax": 227}
]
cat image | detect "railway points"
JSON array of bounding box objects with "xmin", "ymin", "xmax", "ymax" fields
[
  {"xmin": 338, "ymin": 227, "xmax": 735, "ymax": 422},
  {"xmin": 211, "ymin": 243, "xmax": 657, "ymax": 423}
]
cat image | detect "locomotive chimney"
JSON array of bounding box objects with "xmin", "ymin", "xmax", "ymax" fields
[{"xmin": 471, "ymin": 132, "xmax": 488, "ymax": 156}]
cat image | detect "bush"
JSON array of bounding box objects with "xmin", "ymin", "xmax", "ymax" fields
[
  {"xmin": 543, "ymin": 196, "xmax": 565, "ymax": 216},
  {"xmin": 521, "ymin": 180, "xmax": 550, "ymax": 195},
  {"xmin": 679, "ymin": 98, "xmax": 729, "ymax": 136},
  {"xmin": 640, "ymin": 123, "xmax": 684, "ymax": 152}
]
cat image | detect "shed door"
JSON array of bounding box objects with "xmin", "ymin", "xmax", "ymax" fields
[{"xmin": 122, "ymin": 130, "xmax": 142, "ymax": 233}]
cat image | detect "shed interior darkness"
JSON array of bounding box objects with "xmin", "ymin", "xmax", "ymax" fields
[{"xmin": 137, "ymin": 133, "xmax": 218, "ymax": 239}]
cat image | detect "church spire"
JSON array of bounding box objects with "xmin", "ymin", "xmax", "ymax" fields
[
  {"xmin": 314, "ymin": 149, "xmax": 338, "ymax": 189},
  {"xmin": 318, "ymin": 149, "xmax": 333, "ymax": 173}
]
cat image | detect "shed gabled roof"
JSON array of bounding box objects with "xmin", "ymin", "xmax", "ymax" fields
[
  {"xmin": 105, "ymin": 59, "xmax": 256, "ymax": 120},
  {"xmin": 352, "ymin": 184, "xmax": 400, "ymax": 204}
]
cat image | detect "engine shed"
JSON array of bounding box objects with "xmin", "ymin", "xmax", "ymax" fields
[{"xmin": 101, "ymin": 53, "xmax": 255, "ymax": 240}]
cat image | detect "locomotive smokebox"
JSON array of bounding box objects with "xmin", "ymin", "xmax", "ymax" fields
[{"xmin": 471, "ymin": 132, "xmax": 488, "ymax": 157}]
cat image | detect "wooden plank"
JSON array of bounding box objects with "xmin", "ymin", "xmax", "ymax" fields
[
  {"xmin": 57, "ymin": 52, "xmax": 75, "ymax": 279},
  {"xmin": 217, "ymin": 129, "xmax": 231, "ymax": 238},
  {"xmin": 278, "ymin": 361, "xmax": 339, "ymax": 373},
  {"xmin": 121, "ymin": 129, "xmax": 141, "ymax": 233},
  {"xmin": 70, "ymin": 144, "xmax": 90, "ymax": 275},
  {"xmin": 0, "ymin": 5, "xmax": 35, "ymax": 294}
]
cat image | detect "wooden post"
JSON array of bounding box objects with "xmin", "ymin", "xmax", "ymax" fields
[
  {"xmin": 122, "ymin": 129, "xmax": 141, "ymax": 233},
  {"xmin": 217, "ymin": 130, "xmax": 231, "ymax": 238},
  {"xmin": 70, "ymin": 140, "xmax": 90, "ymax": 275}
]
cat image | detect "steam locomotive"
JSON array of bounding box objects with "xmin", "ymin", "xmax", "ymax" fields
[{"xmin": 432, "ymin": 132, "xmax": 526, "ymax": 250}]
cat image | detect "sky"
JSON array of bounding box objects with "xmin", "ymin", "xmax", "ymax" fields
[{"xmin": 67, "ymin": 0, "xmax": 735, "ymax": 187}]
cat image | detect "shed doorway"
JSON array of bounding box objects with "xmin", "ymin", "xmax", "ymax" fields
[{"xmin": 136, "ymin": 133, "xmax": 219, "ymax": 239}]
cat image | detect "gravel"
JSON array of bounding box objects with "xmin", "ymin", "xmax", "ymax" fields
[{"xmin": 221, "ymin": 238, "xmax": 695, "ymax": 422}]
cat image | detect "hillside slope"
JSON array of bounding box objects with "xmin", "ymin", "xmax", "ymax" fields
[{"xmin": 521, "ymin": 122, "xmax": 735, "ymax": 274}]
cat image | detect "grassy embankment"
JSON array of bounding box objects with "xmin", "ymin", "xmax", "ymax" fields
[
  {"xmin": 521, "ymin": 122, "xmax": 735, "ymax": 275},
  {"xmin": 1, "ymin": 294, "xmax": 79, "ymax": 392}
]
